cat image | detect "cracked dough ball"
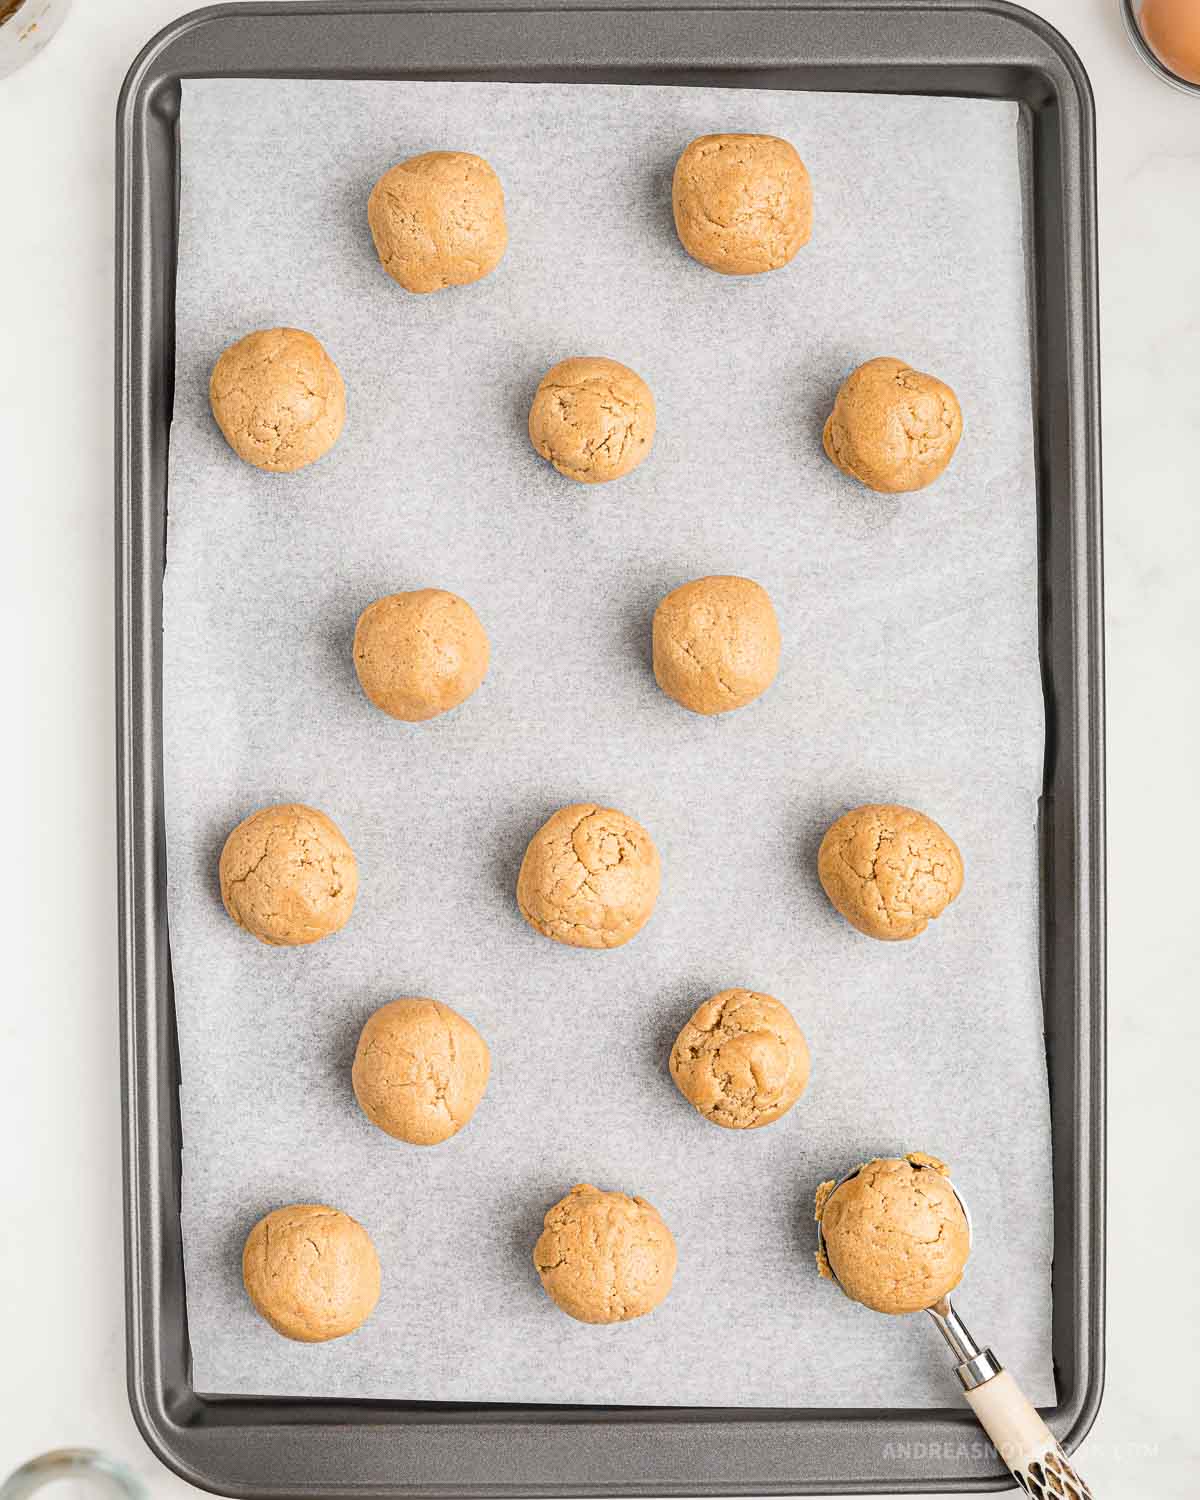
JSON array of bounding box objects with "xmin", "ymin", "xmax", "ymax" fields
[
  {"xmin": 817, "ymin": 803, "xmax": 963, "ymax": 942},
  {"xmin": 367, "ymin": 150, "xmax": 507, "ymax": 294},
  {"xmin": 653, "ymin": 575, "xmax": 781, "ymax": 715},
  {"xmin": 516, "ymin": 803, "xmax": 661, "ymax": 950},
  {"xmin": 242, "ymin": 1203, "xmax": 381, "ymax": 1341},
  {"xmin": 670, "ymin": 989, "xmax": 810, "ymax": 1129},
  {"xmin": 219, "ymin": 803, "xmax": 358, "ymax": 947},
  {"xmin": 814, "ymin": 1153, "xmax": 969, "ymax": 1314},
  {"xmin": 672, "ymin": 133, "xmax": 812, "ymax": 275},
  {"xmin": 533, "ymin": 1183, "xmax": 677, "ymax": 1324},
  {"xmin": 209, "ymin": 327, "xmax": 345, "ymax": 473},
  {"xmin": 353, "ymin": 588, "xmax": 489, "ymax": 722},
  {"xmin": 527, "ymin": 356, "xmax": 656, "ymax": 484},
  {"xmin": 352, "ymin": 998, "xmax": 491, "ymax": 1146},
  {"xmin": 823, "ymin": 356, "xmax": 963, "ymax": 493}
]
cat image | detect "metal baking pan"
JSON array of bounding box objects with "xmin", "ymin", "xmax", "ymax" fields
[{"xmin": 115, "ymin": 2, "xmax": 1105, "ymax": 1493}]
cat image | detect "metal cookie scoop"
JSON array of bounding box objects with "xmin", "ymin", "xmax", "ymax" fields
[{"xmin": 815, "ymin": 1163, "xmax": 1095, "ymax": 1500}]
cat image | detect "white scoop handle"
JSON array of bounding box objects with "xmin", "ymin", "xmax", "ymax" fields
[
  {"xmin": 815, "ymin": 1166, "xmax": 1093, "ymax": 1496},
  {"xmin": 928, "ymin": 1300, "xmax": 1093, "ymax": 1497},
  {"xmin": 965, "ymin": 1369, "xmax": 1093, "ymax": 1498}
]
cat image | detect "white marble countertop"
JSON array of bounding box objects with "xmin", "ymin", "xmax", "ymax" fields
[{"xmin": 1, "ymin": 1, "xmax": 1196, "ymax": 1495}]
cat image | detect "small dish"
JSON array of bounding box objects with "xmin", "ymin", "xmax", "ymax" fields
[
  {"xmin": 1121, "ymin": 0, "xmax": 1200, "ymax": 97},
  {"xmin": 0, "ymin": 1450, "xmax": 145, "ymax": 1500},
  {"xmin": 0, "ymin": 0, "xmax": 73, "ymax": 78}
]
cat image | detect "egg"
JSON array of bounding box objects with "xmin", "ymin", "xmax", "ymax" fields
[{"xmin": 1140, "ymin": 0, "xmax": 1200, "ymax": 85}]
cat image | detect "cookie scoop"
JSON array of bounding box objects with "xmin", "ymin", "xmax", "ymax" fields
[{"xmin": 815, "ymin": 1156, "xmax": 1095, "ymax": 1498}]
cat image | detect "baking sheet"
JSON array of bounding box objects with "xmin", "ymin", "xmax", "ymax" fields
[{"xmin": 166, "ymin": 77, "xmax": 1053, "ymax": 1407}]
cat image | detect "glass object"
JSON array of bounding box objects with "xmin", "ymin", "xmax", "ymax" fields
[
  {"xmin": 0, "ymin": 1452, "xmax": 145, "ymax": 1500},
  {"xmin": 0, "ymin": 0, "xmax": 73, "ymax": 78},
  {"xmin": 1122, "ymin": 0, "xmax": 1200, "ymax": 95}
]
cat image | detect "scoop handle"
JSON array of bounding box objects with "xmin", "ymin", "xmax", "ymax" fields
[{"xmin": 965, "ymin": 1370, "xmax": 1093, "ymax": 1498}]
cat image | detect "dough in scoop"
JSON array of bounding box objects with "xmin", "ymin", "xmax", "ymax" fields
[{"xmin": 814, "ymin": 1153, "xmax": 969, "ymax": 1314}]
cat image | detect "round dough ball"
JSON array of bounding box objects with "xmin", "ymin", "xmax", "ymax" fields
[
  {"xmin": 242, "ymin": 1203, "xmax": 380, "ymax": 1341},
  {"xmin": 532, "ymin": 1183, "xmax": 677, "ymax": 1324},
  {"xmin": 672, "ymin": 133, "xmax": 812, "ymax": 275},
  {"xmin": 353, "ymin": 589, "xmax": 489, "ymax": 722},
  {"xmin": 822, "ymin": 356, "xmax": 963, "ymax": 493},
  {"xmin": 814, "ymin": 1153, "xmax": 969, "ymax": 1314},
  {"xmin": 209, "ymin": 327, "xmax": 345, "ymax": 473},
  {"xmin": 219, "ymin": 803, "xmax": 358, "ymax": 947},
  {"xmin": 367, "ymin": 150, "xmax": 507, "ymax": 294},
  {"xmin": 652, "ymin": 575, "xmax": 781, "ymax": 715},
  {"xmin": 528, "ymin": 356, "xmax": 656, "ymax": 484},
  {"xmin": 516, "ymin": 803, "xmax": 661, "ymax": 950},
  {"xmin": 670, "ymin": 988, "xmax": 810, "ymax": 1130},
  {"xmin": 817, "ymin": 803, "xmax": 963, "ymax": 942},
  {"xmin": 352, "ymin": 998, "xmax": 491, "ymax": 1145}
]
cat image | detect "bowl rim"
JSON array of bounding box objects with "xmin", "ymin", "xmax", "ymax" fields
[{"xmin": 1121, "ymin": 0, "xmax": 1200, "ymax": 97}]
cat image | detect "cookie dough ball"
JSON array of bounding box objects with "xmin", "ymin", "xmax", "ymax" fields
[
  {"xmin": 352, "ymin": 998, "xmax": 491, "ymax": 1145},
  {"xmin": 516, "ymin": 803, "xmax": 661, "ymax": 950},
  {"xmin": 528, "ymin": 357, "xmax": 656, "ymax": 484},
  {"xmin": 353, "ymin": 589, "xmax": 489, "ymax": 722},
  {"xmin": 367, "ymin": 151, "xmax": 507, "ymax": 293},
  {"xmin": 815, "ymin": 1153, "xmax": 970, "ymax": 1314},
  {"xmin": 219, "ymin": 803, "xmax": 358, "ymax": 947},
  {"xmin": 817, "ymin": 803, "xmax": 963, "ymax": 942},
  {"xmin": 242, "ymin": 1204, "xmax": 380, "ymax": 1341},
  {"xmin": 670, "ymin": 989, "xmax": 810, "ymax": 1129},
  {"xmin": 533, "ymin": 1184, "xmax": 677, "ymax": 1324},
  {"xmin": 209, "ymin": 327, "xmax": 345, "ymax": 473},
  {"xmin": 822, "ymin": 356, "xmax": 963, "ymax": 493},
  {"xmin": 653, "ymin": 575, "xmax": 781, "ymax": 715},
  {"xmin": 672, "ymin": 134, "xmax": 812, "ymax": 275}
]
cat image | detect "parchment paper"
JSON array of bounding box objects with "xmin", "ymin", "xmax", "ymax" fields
[{"xmin": 166, "ymin": 78, "xmax": 1053, "ymax": 1406}]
